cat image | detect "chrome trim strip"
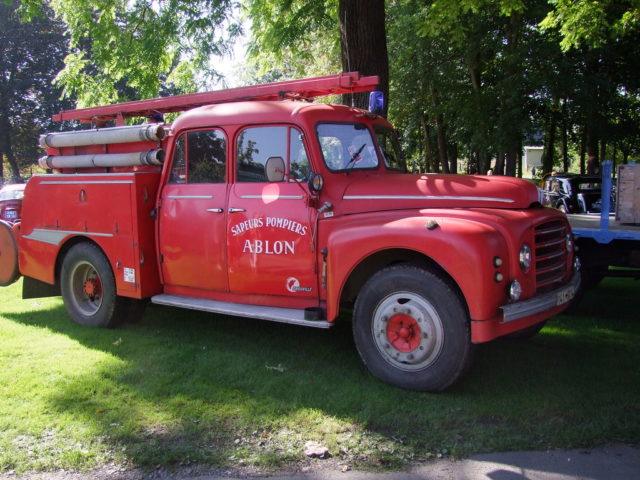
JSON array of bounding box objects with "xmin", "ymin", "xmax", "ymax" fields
[
  {"xmin": 240, "ymin": 195, "xmax": 304, "ymax": 200},
  {"xmin": 40, "ymin": 180, "xmax": 133, "ymax": 185},
  {"xmin": 34, "ymin": 173, "xmax": 147, "ymax": 178},
  {"xmin": 343, "ymin": 195, "xmax": 515, "ymax": 204},
  {"xmin": 500, "ymin": 270, "xmax": 581, "ymax": 323},
  {"xmin": 167, "ymin": 195, "xmax": 214, "ymax": 199},
  {"xmin": 22, "ymin": 228, "xmax": 114, "ymax": 246},
  {"xmin": 151, "ymin": 294, "xmax": 331, "ymax": 329}
]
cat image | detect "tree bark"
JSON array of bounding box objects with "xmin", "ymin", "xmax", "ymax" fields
[
  {"xmin": 585, "ymin": 125, "xmax": 599, "ymax": 175},
  {"xmin": 0, "ymin": 108, "xmax": 21, "ymax": 181},
  {"xmin": 561, "ymin": 100, "xmax": 569, "ymax": 172},
  {"xmin": 579, "ymin": 129, "xmax": 586, "ymax": 174},
  {"xmin": 467, "ymin": 57, "xmax": 489, "ymax": 174},
  {"xmin": 495, "ymin": 152, "xmax": 505, "ymax": 175},
  {"xmin": 421, "ymin": 114, "xmax": 437, "ymax": 173},
  {"xmin": 435, "ymin": 112, "xmax": 449, "ymax": 174},
  {"xmin": 339, "ymin": 0, "xmax": 389, "ymax": 115},
  {"xmin": 542, "ymin": 109, "xmax": 557, "ymax": 174}
]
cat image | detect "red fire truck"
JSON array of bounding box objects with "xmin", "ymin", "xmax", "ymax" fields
[{"xmin": 0, "ymin": 73, "xmax": 579, "ymax": 391}]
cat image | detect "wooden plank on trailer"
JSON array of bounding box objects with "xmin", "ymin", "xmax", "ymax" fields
[{"xmin": 616, "ymin": 164, "xmax": 640, "ymax": 224}]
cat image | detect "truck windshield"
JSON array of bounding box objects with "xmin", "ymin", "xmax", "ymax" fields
[{"xmin": 317, "ymin": 123, "xmax": 379, "ymax": 172}]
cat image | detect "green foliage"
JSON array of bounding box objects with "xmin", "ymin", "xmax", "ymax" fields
[
  {"xmin": 0, "ymin": 0, "xmax": 71, "ymax": 181},
  {"xmin": 20, "ymin": 0, "xmax": 238, "ymax": 106},
  {"xmin": 541, "ymin": 0, "xmax": 640, "ymax": 51},
  {"xmin": 243, "ymin": 0, "xmax": 340, "ymax": 80}
]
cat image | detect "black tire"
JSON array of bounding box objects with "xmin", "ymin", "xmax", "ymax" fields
[
  {"xmin": 352, "ymin": 265, "xmax": 474, "ymax": 392},
  {"xmin": 60, "ymin": 242, "xmax": 139, "ymax": 328}
]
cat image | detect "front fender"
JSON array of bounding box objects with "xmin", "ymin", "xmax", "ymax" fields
[{"xmin": 322, "ymin": 213, "xmax": 510, "ymax": 322}]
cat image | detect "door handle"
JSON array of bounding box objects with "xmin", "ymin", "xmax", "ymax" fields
[
  {"xmin": 228, "ymin": 208, "xmax": 246, "ymax": 213},
  {"xmin": 206, "ymin": 208, "xmax": 223, "ymax": 213}
]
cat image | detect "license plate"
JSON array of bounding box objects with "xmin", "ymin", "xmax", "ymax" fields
[
  {"xmin": 4, "ymin": 210, "xmax": 17, "ymax": 219},
  {"xmin": 556, "ymin": 285, "xmax": 575, "ymax": 306}
]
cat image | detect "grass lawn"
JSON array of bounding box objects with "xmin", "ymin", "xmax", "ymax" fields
[{"xmin": 1, "ymin": 277, "xmax": 638, "ymax": 474}]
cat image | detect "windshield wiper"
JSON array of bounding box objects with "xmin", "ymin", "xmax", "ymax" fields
[{"xmin": 344, "ymin": 143, "xmax": 366, "ymax": 170}]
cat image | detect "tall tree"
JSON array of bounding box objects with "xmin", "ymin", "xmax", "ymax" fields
[
  {"xmin": 338, "ymin": 0, "xmax": 389, "ymax": 112},
  {"xmin": 21, "ymin": 0, "xmax": 239, "ymax": 106},
  {"xmin": 0, "ymin": 1, "xmax": 70, "ymax": 181},
  {"xmin": 245, "ymin": 0, "xmax": 389, "ymax": 113}
]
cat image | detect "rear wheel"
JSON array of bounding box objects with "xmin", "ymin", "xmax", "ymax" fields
[
  {"xmin": 352, "ymin": 265, "xmax": 473, "ymax": 392},
  {"xmin": 60, "ymin": 242, "xmax": 144, "ymax": 327}
]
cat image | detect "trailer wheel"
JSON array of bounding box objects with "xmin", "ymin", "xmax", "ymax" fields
[
  {"xmin": 61, "ymin": 243, "xmax": 127, "ymax": 328},
  {"xmin": 352, "ymin": 265, "xmax": 473, "ymax": 392}
]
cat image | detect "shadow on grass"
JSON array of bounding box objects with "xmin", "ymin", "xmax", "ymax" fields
[{"xmin": 2, "ymin": 276, "xmax": 639, "ymax": 471}]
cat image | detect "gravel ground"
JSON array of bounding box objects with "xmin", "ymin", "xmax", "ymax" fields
[{"xmin": 2, "ymin": 445, "xmax": 639, "ymax": 480}]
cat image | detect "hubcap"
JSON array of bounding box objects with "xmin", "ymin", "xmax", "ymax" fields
[
  {"xmin": 372, "ymin": 292, "xmax": 444, "ymax": 371},
  {"xmin": 69, "ymin": 261, "xmax": 103, "ymax": 316}
]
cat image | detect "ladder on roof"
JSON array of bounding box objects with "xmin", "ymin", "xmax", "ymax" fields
[{"xmin": 53, "ymin": 72, "xmax": 379, "ymax": 124}]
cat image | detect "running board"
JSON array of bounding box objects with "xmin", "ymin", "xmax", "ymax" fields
[{"xmin": 150, "ymin": 294, "xmax": 331, "ymax": 329}]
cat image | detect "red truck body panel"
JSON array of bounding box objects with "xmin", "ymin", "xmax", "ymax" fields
[{"xmin": 20, "ymin": 172, "xmax": 162, "ymax": 298}]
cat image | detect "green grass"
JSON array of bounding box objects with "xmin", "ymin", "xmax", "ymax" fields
[{"xmin": 1, "ymin": 277, "xmax": 639, "ymax": 474}]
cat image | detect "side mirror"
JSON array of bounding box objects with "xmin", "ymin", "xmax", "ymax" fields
[
  {"xmin": 308, "ymin": 173, "xmax": 324, "ymax": 193},
  {"xmin": 265, "ymin": 156, "xmax": 285, "ymax": 182}
]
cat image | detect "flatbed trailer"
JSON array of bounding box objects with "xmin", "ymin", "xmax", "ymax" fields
[{"xmin": 567, "ymin": 160, "xmax": 640, "ymax": 285}]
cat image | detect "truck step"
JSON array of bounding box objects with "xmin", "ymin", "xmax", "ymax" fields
[{"xmin": 150, "ymin": 294, "xmax": 331, "ymax": 329}]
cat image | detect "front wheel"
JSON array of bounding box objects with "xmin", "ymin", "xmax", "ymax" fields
[
  {"xmin": 352, "ymin": 265, "xmax": 473, "ymax": 392},
  {"xmin": 60, "ymin": 242, "xmax": 142, "ymax": 328}
]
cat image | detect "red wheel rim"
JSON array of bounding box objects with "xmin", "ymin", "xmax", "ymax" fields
[{"xmin": 386, "ymin": 313, "xmax": 422, "ymax": 352}]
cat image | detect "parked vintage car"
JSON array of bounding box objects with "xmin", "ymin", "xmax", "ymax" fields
[
  {"xmin": 0, "ymin": 183, "xmax": 26, "ymax": 225},
  {"xmin": 543, "ymin": 174, "xmax": 614, "ymax": 214}
]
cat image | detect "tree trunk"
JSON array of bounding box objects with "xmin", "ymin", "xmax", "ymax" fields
[
  {"xmin": 495, "ymin": 152, "xmax": 505, "ymax": 175},
  {"xmin": 579, "ymin": 129, "xmax": 586, "ymax": 174},
  {"xmin": 542, "ymin": 110, "xmax": 557, "ymax": 174},
  {"xmin": 448, "ymin": 143, "xmax": 457, "ymax": 174},
  {"xmin": 0, "ymin": 111, "xmax": 21, "ymax": 181},
  {"xmin": 339, "ymin": 0, "xmax": 389, "ymax": 115},
  {"xmin": 422, "ymin": 115, "xmax": 437, "ymax": 173},
  {"xmin": 506, "ymin": 150, "xmax": 518, "ymax": 177},
  {"xmin": 467, "ymin": 55, "xmax": 489, "ymax": 174},
  {"xmin": 585, "ymin": 125, "xmax": 599, "ymax": 174},
  {"xmin": 561, "ymin": 100, "xmax": 569, "ymax": 172},
  {"xmin": 435, "ymin": 113, "xmax": 449, "ymax": 174}
]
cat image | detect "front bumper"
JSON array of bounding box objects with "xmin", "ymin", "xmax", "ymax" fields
[{"xmin": 500, "ymin": 269, "xmax": 581, "ymax": 323}]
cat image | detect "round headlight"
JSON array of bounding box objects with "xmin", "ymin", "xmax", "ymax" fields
[
  {"xmin": 566, "ymin": 233, "xmax": 573, "ymax": 252},
  {"xmin": 519, "ymin": 244, "xmax": 532, "ymax": 272},
  {"xmin": 509, "ymin": 280, "xmax": 522, "ymax": 302}
]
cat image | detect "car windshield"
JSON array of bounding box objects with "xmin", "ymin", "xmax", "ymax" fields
[
  {"xmin": 0, "ymin": 188, "xmax": 24, "ymax": 201},
  {"xmin": 317, "ymin": 123, "xmax": 379, "ymax": 172}
]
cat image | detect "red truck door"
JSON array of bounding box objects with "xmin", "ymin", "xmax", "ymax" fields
[
  {"xmin": 227, "ymin": 125, "xmax": 318, "ymax": 298},
  {"xmin": 158, "ymin": 128, "xmax": 229, "ymax": 291}
]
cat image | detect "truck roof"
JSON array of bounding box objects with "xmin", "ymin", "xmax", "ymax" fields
[{"xmin": 171, "ymin": 100, "xmax": 386, "ymax": 133}]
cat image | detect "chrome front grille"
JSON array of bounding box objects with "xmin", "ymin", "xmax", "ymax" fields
[{"xmin": 534, "ymin": 220, "xmax": 569, "ymax": 294}]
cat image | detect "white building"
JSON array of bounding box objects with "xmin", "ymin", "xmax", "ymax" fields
[{"xmin": 523, "ymin": 146, "xmax": 543, "ymax": 175}]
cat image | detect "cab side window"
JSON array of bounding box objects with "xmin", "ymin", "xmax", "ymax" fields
[
  {"xmin": 236, "ymin": 126, "xmax": 310, "ymax": 182},
  {"xmin": 169, "ymin": 129, "xmax": 226, "ymax": 184}
]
